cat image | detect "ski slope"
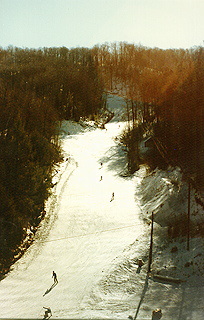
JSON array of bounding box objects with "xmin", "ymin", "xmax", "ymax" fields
[
  {"xmin": 0, "ymin": 94, "xmax": 203, "ymax": 319},
  {"xmin": 0, "ymin": 95, "xmax": 143, "ymax": 318}
]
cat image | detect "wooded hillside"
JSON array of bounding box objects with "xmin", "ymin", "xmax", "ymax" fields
[
  {"xmin": 0, "ymin": 46, "xmax": 104, "ymax": 272},
  {"xmin": 93, "ymin": 42, "xmax": 204, "ymax": 187}
]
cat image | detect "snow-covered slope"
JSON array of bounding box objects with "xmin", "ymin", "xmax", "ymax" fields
[
  {"xmin": 0, "ymin": 94, "xmax": 203, "ymax": 320},
  {"xmin": 136, "ymin": 166, "xmax": 204, "ymax": 227}
]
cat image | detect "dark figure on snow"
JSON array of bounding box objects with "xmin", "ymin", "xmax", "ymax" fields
[
  {"xmin": 110, "ymin": 192, "xmax": 114, "ymax": 202},
  {"xmin": 152, "ymin": 308, "xmax": 162, "ymax": 320},
  {"xmin": 43, "ymin": 307, "xmax": 52, "ymax": 319},
  {"xmin": 52, "ymin": 271, "xmax": 58, "ymax": 284},
  {"xmin": 138, "ymin": 259, "xmax": 144, "ymax": 268}
]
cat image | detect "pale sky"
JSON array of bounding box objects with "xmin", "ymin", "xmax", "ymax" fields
[{"xmin": 0, "ymin": 0, "xmax": 203, "ymax": 50}]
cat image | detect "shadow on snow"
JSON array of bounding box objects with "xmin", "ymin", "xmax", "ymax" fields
[
  {"xmin": 99, "ymin": 144, "xmax": 130, "ymax": 177},
  {"xmin": 43, "ymin": 282, "xmax": 58, "ymax": 297}
]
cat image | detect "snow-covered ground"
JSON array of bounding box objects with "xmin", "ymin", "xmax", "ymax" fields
[
  {"xmin": 137, "ymin": 165, "xmax": 204, "ymax": 228},
  {"xmin": 0, "ymin": 94, "xmax": 203, "ymax": 319}
]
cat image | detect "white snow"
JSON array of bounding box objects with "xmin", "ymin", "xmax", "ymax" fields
[
  {"xmin": 0, "ymin": 94, "xmax": 203, "ymax": 320},
  {"xmin": 136, "ymin": 166, "xmax": 204, "ymax": 227}
]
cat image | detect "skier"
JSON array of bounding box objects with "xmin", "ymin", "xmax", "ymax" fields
[
  {"xmin": 138, "ymin": 259, "xmax": 144, "ymax": 267},
  {"xmin": 43, "ymin": 307, "xmax": 52, "ymax": 319},
  {"xmin": 52, "ymin": 271, "xmax": 58, "ymax": 284},
  {"xmin": 152, "ymin": 308, "xmax": 162, "ymax": 320},
  {"xmin": 110, "ymin": 192, "xmax": 114, "ymax": 202}
]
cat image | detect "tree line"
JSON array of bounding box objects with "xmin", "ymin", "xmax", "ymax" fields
[{"xmin": 93, "ymin": 42, "xmax": 204, "ymax": 187}]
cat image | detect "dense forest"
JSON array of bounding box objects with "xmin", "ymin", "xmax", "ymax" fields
[{"xmin": 0, "ymin": 42, "xmax": 203, "ymax": 273}]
